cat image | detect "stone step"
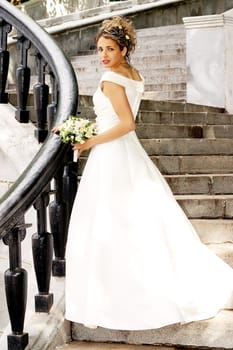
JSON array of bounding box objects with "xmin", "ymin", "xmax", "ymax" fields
[
  {"xmin": 151, "ymin": 155, "xmax": 233, "ymax": 175},
  {"xmin": 165, "ymin": 174, "xmax": 233, "ymax": 195},
  {"xmin": 59, "ymin": 341, "xmax": 177, "ymax": 349},
  {"xmin": 72, "ymin": 309, "xmax": 233, "ymax": 349},
  {"xmin": 133, "ymin": 47, "xmax": 186, "ymax": 57},
  {"xmin": 191, "ymin": 219, "xmax": 233, "ymax": 244},
  {"xmin": 144, "ymin": 68, "xmax": 186, "ymax": 83},
  {"xmin": 142, "ymin": 90, "xmax": 186, "ymax": 101},
  {"xmin": 141, "ymin": 138, "xmax": 233, "ymax": 156},
  {"xmin": 138, "ymin": 110, "xmax": 233, "ymax": 124},
  {"xmin": 78, "ymin": 155, "xmax": 233, "ymax": 176},
  {"xmin": 176, "ymin": 194, "xmax": 233, "ymax": 219},
  {"xmin": 138, "ymin": 100, "xmax": 225, "ymax": 113},
  {"xmin": 136, "ymin": 31, "xmax": 185, "ymax": 41},
  {"xmin": 137, "ymin": 30, "xmax": 185, "ymax": 41},
  {"xmin": 136, "ymin": 24, "xmax": 185, "ymax": 37},
  {"xmin": 137, "ymin": 42, "xmax": 186, "ymax": 52},
  {"xmin": 136, "ymin": 124, "xmax": 233, "ymax": 139},
  {"xmin": 131, "ymin": 53, "xmax": 185, "ymax": 64},
  {"xmin": 143, "ymin": 83, "xmax": 186, "ymax": 92}
]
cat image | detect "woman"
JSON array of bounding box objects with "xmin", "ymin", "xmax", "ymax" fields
[{"xmin": 64, "ymin": 16, "xmax": 233, "ymax": 330}]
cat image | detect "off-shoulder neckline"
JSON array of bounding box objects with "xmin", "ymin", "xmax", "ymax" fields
[{"xmin": 103, "ymin": 70, "xmax": 144, "ymax": 83}]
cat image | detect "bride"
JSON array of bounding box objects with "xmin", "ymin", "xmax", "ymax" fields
[{"xmin": 62, "ymin": 16, "xmax": 233, "ymax": 330}]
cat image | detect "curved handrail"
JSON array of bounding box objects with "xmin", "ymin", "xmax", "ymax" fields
[{"xmin": 0, "ymin": 1, "xmax": 78, "ymax": 238}]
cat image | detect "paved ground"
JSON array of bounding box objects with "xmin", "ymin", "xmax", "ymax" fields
[{"xmin": 56, "ymin": 342, "xmax": 178, "ymax": 349}]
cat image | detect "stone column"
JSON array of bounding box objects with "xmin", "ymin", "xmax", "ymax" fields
[{"xmin": 183, "ymin": 10, "xmax": 233, "ymax": 113}]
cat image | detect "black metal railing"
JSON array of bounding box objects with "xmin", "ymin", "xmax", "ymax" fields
[{"xmin": 0, "ymin": 1, "xmax": 78, "ymax": 349}]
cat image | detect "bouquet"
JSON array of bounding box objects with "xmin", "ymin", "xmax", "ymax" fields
[{"xmin": 59, "ymin": 116, "xmax": 97, "ymax": 161}]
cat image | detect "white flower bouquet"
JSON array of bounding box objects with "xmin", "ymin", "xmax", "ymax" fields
[
  {"xmin": 59, "ymin": 116, "xmax": 97, "ymax": 161},
  {"xmin": 59, "ymin": 116, "xmax": 97, "ymax": 145}
]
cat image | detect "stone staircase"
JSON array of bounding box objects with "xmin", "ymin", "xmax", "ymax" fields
[
  {"xmin": 72, "ymin": 98, "xmax": 233, "ymax": 349},
  {"xmin": 70, "ymin": 24, "xmax": 186, "ymax": 100}
]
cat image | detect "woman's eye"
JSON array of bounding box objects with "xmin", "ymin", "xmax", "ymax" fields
[{"xmin": 98, "ymin": 47, "xmax": 103, "ymax": 52}]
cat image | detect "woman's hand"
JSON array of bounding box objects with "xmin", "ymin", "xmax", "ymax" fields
[
  {"xmin": 51, "ymin": 125, "xmax": 61, "ymax": 134},
  {"xmin": 72, "ymin": 137, "xmax": 96, "ymax": 158}
]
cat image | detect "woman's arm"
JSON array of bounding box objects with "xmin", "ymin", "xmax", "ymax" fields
[{"xmin": 73, "ymin": 81, "xmax": 135, "ymax": 157}]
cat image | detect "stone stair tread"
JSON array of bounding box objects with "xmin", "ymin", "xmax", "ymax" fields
[
  {"xmin": 137, "ymin": 43, "xmax": 186, "ymax": 51},
  {"xmin": 191, "ymin": 219, "xmax": 233, "ymax": 244},
  {"xmin": 142, "ymin": 90, "xmax": 186, "ymax": 100},
  {"xmin": 140, "ymin": 83, "xmax": 186, "ymax": 91},
  {"xmin": 165, "ymin": 173, "xmax": 233, "ymax": 195},
  {"xmin": 167, "ymin": 173, "xmax": 233, "ymax": 178},
  {"xmin": 142, "ymin": 138, "xmax": 233, "ymax": 155},
  {"xmin": 138, "ymin": 100, "xmax": 225, "ymax": 113},
  {"xmin": 176, "ymin": 194, "xmax": 233, "ymax": 199},
  {"xmin": 150, "ymin": 154, "xmax": 233, "ymax": 175},
  {"xmin": 136, "ymin": 124, "xmax": 233, "ymax": 139},
  {"xmin": 139, "ymin": 111, "xmax": 233, "ymax": 124},
  {"xmin": 136, "ymin": 24, "xmax": 185, "ymax": 35},
  {"xmin": 176, "ymin": 196, "xmax": 233, "ymax": 219},
  {"xmin": 58, "ymin": 341, "xmax": 176, "ymax": 349},
  {"xmin": 71, "ymin": 310, "xmax": 233, "ymax": 349}
]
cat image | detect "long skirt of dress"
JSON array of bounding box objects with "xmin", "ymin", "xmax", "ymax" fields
[{"xmin": 65, "ymin": 130, "xmax": 233, "ymax": 330}]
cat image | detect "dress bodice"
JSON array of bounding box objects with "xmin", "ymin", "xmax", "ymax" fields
[{"xmin": 93, "ymin": 71, "xmax": 144, "ymax": 132}]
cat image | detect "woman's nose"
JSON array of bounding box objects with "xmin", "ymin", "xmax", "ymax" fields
[{"xmin": 102, "ymin": 49, "xmax": 107, "ymax": 57}]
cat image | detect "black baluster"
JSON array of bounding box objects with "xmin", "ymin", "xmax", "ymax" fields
[
  {"xmin": 63, "ymin": 149, "xmax": 78, "ymax": 221},
  {"xmin": 32, "ymin": 188, "xmax": 54, "ymax": 312},
  {"xmin": 33, "ymin": 52, "xmax": 49, "ymax": 143},
  {"xmin": 47, "ymin": 69, "xmax": 57, "ymax": 132},
  {"xmin": 15, "ymin": 33, "xmax": 31, "ymax": 123},
  {"xmin": 3, "ymin": 220, "xmax": 30, "ymax": 350},
  {"xmin": 50, "ymin": 165, "xmax": 68, "ymax": 276},
  {"xmin": 0, "ymin": 18, "xmax": 12, "ymax": 103},
  {"xmin": 50, "ymin": 150, "xmax": 78, "ymax": 277}
]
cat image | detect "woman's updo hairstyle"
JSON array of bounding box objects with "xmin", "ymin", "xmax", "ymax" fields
[{"xmin": 96, "ymin": 16, "xmax": 137, "ymax": 62}]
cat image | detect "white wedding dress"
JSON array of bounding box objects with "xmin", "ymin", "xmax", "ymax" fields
[{"xmin": 65, "ymin": 71, "xmax": 233, "ymax": 330}]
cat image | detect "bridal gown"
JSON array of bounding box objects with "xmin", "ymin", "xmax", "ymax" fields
[{"xmin": 65, "ymin": 70, "xmax": 233, "ymax": 330}]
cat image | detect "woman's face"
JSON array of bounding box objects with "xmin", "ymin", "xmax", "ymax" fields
[{"xmin": 97, "ymin": 36, "xmax": 126, "ymax": 69}]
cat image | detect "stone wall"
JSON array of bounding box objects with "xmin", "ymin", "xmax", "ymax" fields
[
  {"xmin": 18, "ymin": 0, "xmax": 108, "ymax": 20},
  {"xmin": 18, "ymin": 0, "xmax": 233, "ymax": 25}
]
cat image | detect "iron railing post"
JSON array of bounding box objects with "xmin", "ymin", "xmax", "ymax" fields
[
  {"xmin": 0, "ymin": 18, "xmax": 11, "ymax": 103},
  {"xmin": 15, "ymin": 33, "xmax": 31, "ymax": 123},
  {"xmin": 3, "ymin": 220, "xmax": 29, "ymax": 350},
  {"xmin": 32, "ymin": 188, "xmax": 54, "ymax": 312}
]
